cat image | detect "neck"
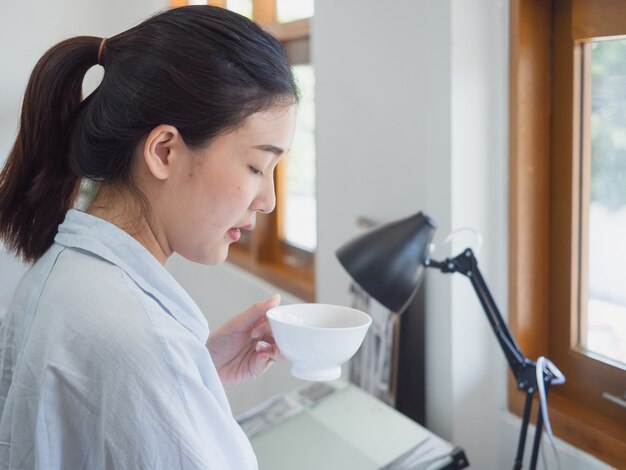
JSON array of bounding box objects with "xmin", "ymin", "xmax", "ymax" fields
[{"xmin": 86, "ymin": 184, "xmax": 170, "ymax": 265}]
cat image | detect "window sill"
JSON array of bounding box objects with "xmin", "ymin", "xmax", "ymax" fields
[
  {"xmin": 508, "ymin": 380, "xmax": 626, "ymax": 468},
  {"xmin": 227, "ymin": 248, "xmax": 315, "ymax": 302}
]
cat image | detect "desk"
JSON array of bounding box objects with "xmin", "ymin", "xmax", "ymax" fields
[{"xmin": 237, "ymin": 381, "xmax": 468, "ymax": 470}]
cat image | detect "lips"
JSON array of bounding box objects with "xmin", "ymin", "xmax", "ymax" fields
[
  {"xmin": 227, "ymin": 223, "xmax": 253, "ymax": 242},
  {"xmin": 227, "ymin": 228, "xmax": 241, "ymax": 242}
]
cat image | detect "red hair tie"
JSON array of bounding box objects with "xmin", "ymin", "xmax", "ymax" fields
[{"xmin": 98, "ymin": 37, "xmax": 107, "ymax": 65}]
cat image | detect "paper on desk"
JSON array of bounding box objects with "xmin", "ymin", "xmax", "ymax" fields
[
  {"xmin": 308, "ymin": 384, "xmax": 433, "ymax": 466},
  {"xmin": 237, "ymin": 382, "xmax": 457, "ymax": 470},
  {"xmin": 381, "ymin": 432, "xmax": 455, "ymax": 470},
  {"xmin": 236, "ymin": 394, "xmax": 303, "ymax": 438},
  {"xmin": 236, "ymin": 382, "xmax": 346, "ymax": 439}
]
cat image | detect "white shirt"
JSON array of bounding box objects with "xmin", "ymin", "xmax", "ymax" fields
[{"xmin": 0, "ymin": 209, "xmax": 258, "ymax": 469}]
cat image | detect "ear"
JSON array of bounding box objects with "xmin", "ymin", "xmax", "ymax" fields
[{"xmin": 141, "ymin": 125, "xmax": 185, "ymax": 180}]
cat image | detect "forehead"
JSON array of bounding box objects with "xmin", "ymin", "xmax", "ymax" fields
[
  {"xmin": 193, "ymin": 105, "xmax": 296, "ymax": 162},
  {"xmin": 235, "ymin": 105, "xmax": 296, "ymax": 140}
]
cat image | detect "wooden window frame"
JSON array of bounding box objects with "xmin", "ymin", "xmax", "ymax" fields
[
  {"xmin": 171, "ymin": 0, "xmax": 316, "ymax": 301},
  {"xmin": 509, "ymin": 1, "xmax": 626, "ymax": 467}
]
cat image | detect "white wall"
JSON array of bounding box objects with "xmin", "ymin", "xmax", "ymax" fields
[
  {"xmin": 449, "ymin": 0, "xmax": 506, "ymax": 465},
  {"xmin": 313, "ymin": 0, "xmax": 455, "ymax": 439}
]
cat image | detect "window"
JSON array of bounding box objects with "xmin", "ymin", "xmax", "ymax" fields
[
  {"xmin": 581, "ymin": 38, "xmax": 626, "ymax": 369},
  {"xmin": 510, "ymin": 0, "xmax": 626, "ymax": 467},
  {"xmin": 170, "ymin": 0, "xmax": 316, "ymax": 301}
]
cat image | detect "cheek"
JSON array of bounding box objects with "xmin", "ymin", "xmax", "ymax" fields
[
  {"xmin": 220, "ymin": 180, "xmax": 255, "ymax": 207},
  {"xmin": 218, "ymin": 186, "xmax": 255, "ymax": 226},
  {"xmin": 197, "ymin": 182, "xmax": 249, "ymax": 229}
]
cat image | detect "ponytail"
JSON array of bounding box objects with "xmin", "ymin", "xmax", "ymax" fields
[{"xmin": 0, "ymin": 36, "xmax": 100, "ymax": 263}]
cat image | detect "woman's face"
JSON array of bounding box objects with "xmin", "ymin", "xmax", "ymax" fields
[{"xmin": 156, "ymin": 105, "xmax": 297, "ymax": 265}]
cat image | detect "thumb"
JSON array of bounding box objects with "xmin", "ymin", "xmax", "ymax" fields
[
  {"xmin": 241, "ymin": 294, "xmax": 281, "ymax": 330},
  {"xmin": 266, "ymin": 293, "xmax": 281, "ymax": 308},
  {"xmin": 251, "ymin": 293, "xmax": 281, "ymax": 318}
]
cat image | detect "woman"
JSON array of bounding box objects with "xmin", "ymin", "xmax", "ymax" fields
[{"xmin": 0, "ymin": 5, "xmax": 297, "ymax": 469}]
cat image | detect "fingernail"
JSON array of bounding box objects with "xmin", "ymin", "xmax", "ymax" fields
[
  {"xmin": 255, "ymin": 341, "xmax": 271, "ymax": 352},
  {"xmin": 251, "ymin": 328, "xmax": 264, "ymax": 339}
]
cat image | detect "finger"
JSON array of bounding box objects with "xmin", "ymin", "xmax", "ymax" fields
[
  {"xmin": 269, "ymin": 293, "xmax": 281, "ymax": 305},
  {"xmin": 250, "ymin": 296, "xmax": 282, "ymax": 338},
  {"xmin": 255, "ymin": 340, "xmax": 285, "ymax": 363},
  {"xmin": 251, "ymin": 351, "xmax": 274, "ymax": 377},
  {"xmin": 255, "ymin": 340, "xmax": 272, "ymax": 353},
  {"xmin": 271, "ymin": 346, "xmax": 286, "ymax": 362},
  {"xmin": 250, "ymin": 322, "xmax": 274, "ymax": 340},
  {"xmin": 255, "ymin": 294, "xmax": 280, "ymax": 314},
  {"xmin": 244, "ymin": 294, "xmax": 282, "ymax": 330}
]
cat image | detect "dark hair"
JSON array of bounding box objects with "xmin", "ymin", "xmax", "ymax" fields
[{"xmin": 0, "ymin": 5, "xmax": 298, "ymax": 263}]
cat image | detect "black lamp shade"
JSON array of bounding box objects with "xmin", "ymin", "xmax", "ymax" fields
[{"xmin": 336, "ymin": 211, "xmax": 437, "ymax": 313}]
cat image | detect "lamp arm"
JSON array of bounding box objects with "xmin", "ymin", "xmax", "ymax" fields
[{"xmin": 425, "ymin": 248, "xmax": 539, "ymax": 388}]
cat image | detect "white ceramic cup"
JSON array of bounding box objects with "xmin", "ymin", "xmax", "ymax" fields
[{"xmin": 266, "ymin": 303, "xmax": 372, "ymax": 381}]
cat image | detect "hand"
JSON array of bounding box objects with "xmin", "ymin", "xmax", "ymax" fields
[{"xmin": 206, "ymin": 294, "xmax": 284, "ymax": 385}]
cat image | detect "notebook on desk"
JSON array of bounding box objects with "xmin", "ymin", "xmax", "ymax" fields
[{"xmin": 236, "ymin": 381, "xmax": 468, "ymax": 470}]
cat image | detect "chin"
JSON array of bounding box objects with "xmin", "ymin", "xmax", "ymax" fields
[
  {"xmin": 180, "ymin": 244, "xmax": 229, "ymax": 266},
  {"xmin": 210, "ymin": 244, "xmax": 232, "ymax": 265},
  {"xmin": 199, "ymin": 251, "xmax": 229, "ymax": 266}
]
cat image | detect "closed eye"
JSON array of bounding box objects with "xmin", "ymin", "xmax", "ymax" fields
[{"xmin": 249, "ymin": 165, "xmax": 264, "ymax": 176}]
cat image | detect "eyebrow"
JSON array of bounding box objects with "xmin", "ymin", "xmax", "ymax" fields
[{"xmin": 254, "ymin": 144, "xmax": 285, "ymax": 157}]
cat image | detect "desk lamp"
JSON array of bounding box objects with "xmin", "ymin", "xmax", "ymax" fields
[{"xmin": 336, "ymin": 211, "xmax": 564, "ymax": 470}]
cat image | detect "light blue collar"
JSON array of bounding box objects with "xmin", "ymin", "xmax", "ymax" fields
[{"xmin": 54, "ymin": 209, "xmax": 209, "ymax": 342}]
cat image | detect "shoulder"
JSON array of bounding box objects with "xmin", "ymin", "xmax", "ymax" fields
[
  {"xmin": 39, "ymin": 248, "xmax": 132, "ymax": 321},
  {"xmin": 47, "ymin": 246, "xmax": 128, "ymax": 295},
  {"xmin": 29, "ymin": 246, "xmax": 215, "ymax": 395},
  {"xmin": 29, "ymin": 247, "xmax": 164, "ymax": 358},
  {"xmin": 3, "ymin": 245, "xmax": 136, "ymax": 338},
  {"xmin": 39, "ymin": 246, "xmax": 207, "ymax": 366}
]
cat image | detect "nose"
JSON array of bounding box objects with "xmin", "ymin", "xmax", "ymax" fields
[{"xmin": 251, "ymin": 175, "xmax": 276, "ymax": 214}]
